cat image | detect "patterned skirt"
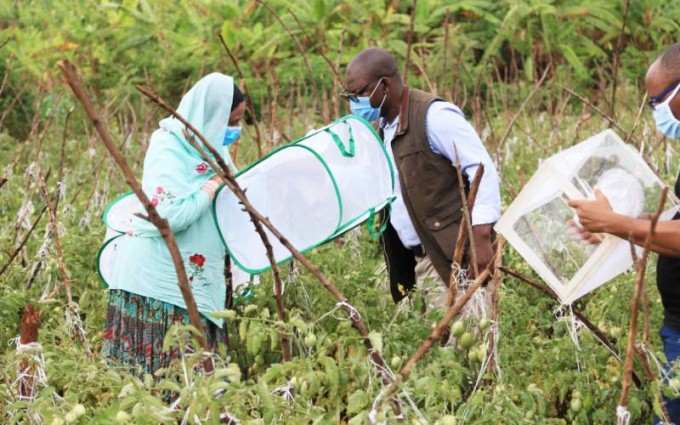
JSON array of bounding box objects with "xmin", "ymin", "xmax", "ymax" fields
[{"xmin": 101, "ymin": 289, "xmax": 229, "ymax": 376}]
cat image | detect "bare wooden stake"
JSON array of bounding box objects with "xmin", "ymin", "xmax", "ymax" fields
[{"xmin": 17, "ymin": 304, "xmax": 40, "ymax": 400}]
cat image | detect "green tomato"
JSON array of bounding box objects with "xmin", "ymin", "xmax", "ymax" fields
[
  {"xmin": 304, "ymin": 333, "xmax": 317, "ymax": 348},
  {"xmin": 459, "ymin": 332, "xmax": 475, "ymax": 350},
  {"xmin": 479, "ymin": 318, "xmax": 491, "ymax": 331},
  {"xmin": 391, "ymin": 356, "xmax": 402, "ymax": 369},
  {"xmin": 570, "ymin": 398, "xmax": 582, "ymax": 412},
  {"xmin": 440, "ymin": 415, "xmax": 457, "ymax": 425},
  {"xmin": 451, "ymin": 321, "xmax": 466, "ymax": 338}
]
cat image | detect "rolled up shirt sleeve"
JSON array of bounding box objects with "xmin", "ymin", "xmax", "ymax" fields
[{"xmin": 426, "ymin": 102, "xmax": 501, "ymax": 226}]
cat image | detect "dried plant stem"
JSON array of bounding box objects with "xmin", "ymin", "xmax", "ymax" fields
[
  {"xmin": 217, "ymin": 34, "xmax": 263, "ymax": 158},
  {"xmin": 457, "ymin": 161, "xmax": 483, "ymax": 277},
  {"xmin": 496, "ymin": 65, "xmax": 551, "ymax": 167},
  {"xmin": 135, "ymin": 85, "xmax": 396, "ymax": 395},
  {"xmin": 486, "ymin": 238, "xmax": 504, "ymax": 374},
  {"xmin": 403, "ymin": 0, "xmax": 416, "ymax": 83},
  {"xmin": 287, "ymin": 7, "xmax": 341, "ymax": 83},
  {"xmin": 37, "ymin": 174, "xmax": 73, "ymax": 304},
  {"xmin": 255, "ymin": 1, "xmax": 318, "ymax": 102},
  {"xmin": 0, "ymin": 205, "xmax": 48, "ymax": 279},
  {"xmin": 58, "ymin": 60, "xmax": 213, "ymax": 373},
  {"xmin": 448, "ymin": 164, "xmax": 484, "ymax": 307},
  {"xmin": 609, "ymin": 0, "xmax": 632, "ymax": 120},
  {"xmin": 17, "ymin": 304, "xmax": 40, "ymax": 400},
  {"xmin": 618, "ymin": 188, "xmax": 668, "ymax": 410},
  {"xmin": 564, "ymin": 88, "xmax": 642, "ymax": 147}
]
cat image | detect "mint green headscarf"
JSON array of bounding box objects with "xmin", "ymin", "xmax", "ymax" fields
[{"xmin": 159, "ymin": 72, "xmax": 237, "ymax": 166}]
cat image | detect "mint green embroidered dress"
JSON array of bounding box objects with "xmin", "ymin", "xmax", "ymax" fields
[{"xmin": 102, "ymin": 73, "xmax": 239, "ymax": 374}]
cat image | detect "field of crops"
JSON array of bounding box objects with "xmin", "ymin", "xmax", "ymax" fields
[{"xmin": 2, "ymin": 1, "xmax": 680, "ymax": 423}]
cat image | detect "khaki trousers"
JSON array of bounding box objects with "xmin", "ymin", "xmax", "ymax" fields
[{"xmin": 414, "ymin": 255, "xmax": 492, "ymax": 322}]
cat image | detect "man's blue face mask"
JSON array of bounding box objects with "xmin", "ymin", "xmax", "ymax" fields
[
  {"xmin": 348, "ymin": 78, "xmax": 387, "ymax": 122},
  {"xmin": 223, "ymin": 126, "xmax": 242, "ymax": 146},
  {"xmin": 653, "ymin": 83, "xmax": 680, "ymax": 140}
]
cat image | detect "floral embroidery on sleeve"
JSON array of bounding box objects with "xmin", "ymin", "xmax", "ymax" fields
[
  {"xmin": 195, "ymin": 162, "xmax": 209, "ymax": 174},
  {"xmin": 151, "ymin": 186, "xmax": 177, "ymax": 206},
  {"xmin": 188, "ymin": 253, "xmax": 209, "ymax": 287}
]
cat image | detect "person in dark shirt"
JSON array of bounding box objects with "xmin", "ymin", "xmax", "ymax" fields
[{"xmin": 569, "ymin": 42, "xmax": 680, "ymax": 423}]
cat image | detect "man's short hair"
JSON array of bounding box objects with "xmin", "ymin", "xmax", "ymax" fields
[{"xmin": 659, "ymin": 42, "xmax": 680, "ymax": 80}]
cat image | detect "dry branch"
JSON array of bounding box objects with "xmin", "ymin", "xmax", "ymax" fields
[
  {"xmin": 447, "ymin": 164, "xmax": 484, "ymax": 309},
  {"xmin": 618, "ymin": 187, "xmax": 668, "ymax": 411},
  {"xmin": 564, "ymin": 88, "xmax": 643, "ymax": 148},
  {"xmin": 58, "ymin": 60, "xmax": 213, "ymax": 373},
  {"xmin": 486, "ymin": 238, "xmax": 505, "ymax": 374},
  {"xmin": 403, "ymin": 0, "xmax": 416, "ymax": 83},
  {"xmin": 609, "ymin": 0, "xmax": 632, "ymax": 120},
  {"xmin": 217, "ymin": 34, "xmax": 263, "ymax": 158},
  {"xmin": 495, "ymin": 65, "xmax": 551, "ymax": 167},
  {"xmin": 255, "ymin": 1, "xmax": 318, "ymax": 103}
]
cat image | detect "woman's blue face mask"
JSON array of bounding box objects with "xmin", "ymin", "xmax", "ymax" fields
[
  {"xmin": 223, "ymin": 126, "xmax": 242, "ymax": 146},
  {"xmin": 653, "ymin": 83, "xmax": 680, "ymax": 140},
  {"xmin": 348, "ymin": 78, "xmax": 387, "ymax": 122}
]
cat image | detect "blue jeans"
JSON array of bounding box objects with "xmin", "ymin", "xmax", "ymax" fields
[{"xmin": 656, "ymin": 325, "xmax": 680, "ymax": 424}]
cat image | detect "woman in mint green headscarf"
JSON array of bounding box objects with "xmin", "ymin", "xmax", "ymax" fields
[{"xmin": 101, "ymin": 73, "xmax": 245, "ymax": 375}]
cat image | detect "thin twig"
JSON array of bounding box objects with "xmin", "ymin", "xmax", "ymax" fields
[
  {"xmin": 618, "ymin": 187, "xmax": 668, "ymax": 409},
  {"xmin": 375, "ymin": 267, "xmax": 493, "ymax": 411},
  {"xmin": 38, "ymin": 173, "xmax": 72, "ymax": 304},
  {"xmin": 403, "ymin": 0, "xmax": 416, "ymax": 83},
  {"xmin": 609, "ymin": 0, "xmax": 632, "ymax": 120},
  {"xmin": 564, "ymin": 88, "xmax": 643, "ymax": 148},
  {"xmin": 255, "ymin": 1, "xmax": 318, "ymax": 102},
  {"xmin": 217, "ymin": 34, "xmax": 263, "ymax": 158},
  {"xmin": 486, "ymin": 238, "xmax": 504, "ymax": 374},
  {"xmin": 496, "ymin": 65, "xmax": 551, "ymax": 166},
  {"xmin": 0, "ymin": 205, "xmax": 48, "ymax": 279},
  {"xmin": 448, "ymin": 164, "xmax": 484, "ymax": 307},
  {"xmin": 287, "ymin": 7, "xmax": 341, "ymax": 83}
]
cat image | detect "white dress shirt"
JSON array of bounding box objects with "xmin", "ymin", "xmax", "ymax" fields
[{"xmin": 381, "ymin": 100, "xmax": 501, "ymax": 248}]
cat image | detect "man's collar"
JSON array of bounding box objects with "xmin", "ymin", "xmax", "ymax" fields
[{"xmin": 395, "ymin": 86, "xmax": 410, "ymax": 136}]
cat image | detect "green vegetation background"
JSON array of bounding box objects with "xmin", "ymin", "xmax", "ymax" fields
[{"xmin": 1, "ymin": 0, "xmax": 679, "ymax": 423}]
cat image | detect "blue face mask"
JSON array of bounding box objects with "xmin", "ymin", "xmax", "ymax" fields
[
  {"xmin": 653, "ymin": 84, "xmax": 680, "ymax": 140},
  {"xmin": 348, "ymin": 78, "xmax": 387, "ymax": 122},
  {"xmin": 223, "ymin": 126, "xmax": 242, "ymax": 145}
]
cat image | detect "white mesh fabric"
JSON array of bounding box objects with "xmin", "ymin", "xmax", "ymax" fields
[
  {"xmin": 215, "ymin": 145, "xmax": 340, "ymax": 272},
  {"xmin": 214, "ymin": 115, "xmax": 393, "ymax": 273},
  {"xmin": 297, "ymin": 117, "xmax": 394, "ymax": 234}
]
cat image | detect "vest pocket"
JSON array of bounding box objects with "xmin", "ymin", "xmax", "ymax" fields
[{"xmin": 424, "ymin": 209, "xmax": 463, "ymax": 232}]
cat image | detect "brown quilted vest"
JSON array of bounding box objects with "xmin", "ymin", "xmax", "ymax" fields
[{"xmin": 386, "ymin": 87, "xmax": 465, "ymax": 292}]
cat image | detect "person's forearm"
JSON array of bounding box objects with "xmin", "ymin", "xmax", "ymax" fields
[{"xmin": 603, "ymin": 213, "xmax": 680, "ymax": 257}]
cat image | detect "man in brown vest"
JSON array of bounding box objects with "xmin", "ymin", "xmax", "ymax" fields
[{"xmin": 342, "ymin": 48, "xmax": 501, "ymax": 320}]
